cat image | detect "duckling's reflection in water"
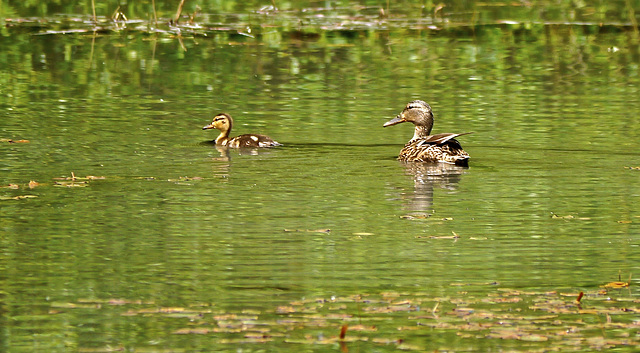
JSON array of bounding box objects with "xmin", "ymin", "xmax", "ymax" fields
[
  {"xmin": 207, "ymin": 143, "xmax": 280, "ymax": 179},
  {"xmin": 205, "ymin": 144, "xmax": 231, "ymax": 180},
  {"xmin": 213, "ymin": 144, "xmax": 231, "ymax": 162},
  {"xmin": 400, "ymin": 162, "xmax": 467, "ymax": 216},
  {"xmin": 212, "ymin": 144, "xmax": 278, "ymax": 159}
]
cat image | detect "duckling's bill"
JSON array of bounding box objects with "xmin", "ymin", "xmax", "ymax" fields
[
  {"xmin": 202, "ymin": 123, "xmax": 215, "ymax": 130},
  {"xmin": 383, "ymin": 115, "xmax": 406, "ymax": 127}
]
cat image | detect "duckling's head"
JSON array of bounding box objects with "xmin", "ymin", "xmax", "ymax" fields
[
  {"xmin": 203, "ymin": 113, "xmax": 233, "ymax": 134},
  {"xmin": 384, "ymin": 100, "xmax": 433, "ymax": 128}
]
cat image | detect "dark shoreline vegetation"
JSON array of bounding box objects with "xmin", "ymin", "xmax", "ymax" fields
[{"xmin": 2, "ymin": 1, "xmax": 639, "ymax": 40}]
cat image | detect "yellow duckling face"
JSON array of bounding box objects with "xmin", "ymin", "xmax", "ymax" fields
[{"xmin": 202, "ymin": 113, "xmax": 232, "ymax": 132}]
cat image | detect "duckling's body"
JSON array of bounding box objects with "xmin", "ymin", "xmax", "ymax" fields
[
  {"xmin": 203, "ymin": 113, "xmax": 281, "ymax": 148},
  {"xmin": 384, "ymin": 100, "xmax": 471, "ymax": 166}
]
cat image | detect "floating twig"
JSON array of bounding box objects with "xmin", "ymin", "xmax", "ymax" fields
[
  {"xmin": 177, "ymin": 34, "xmax": 187, "ymax": 51},
  {"xmin": 111, "ymin": 6, "xmax": 127, "ymax": 22},
  {"xmin": 339, "ymin": 324, "xmax": 348, "ymax": 340},
  {"xmin": 174, "ymin": 0, "xmax": 187, "ymax": 24},
  {"xmin": 152, "ymin": 0, "xmax": 158, "ymax": 27},
  {"xmin": 432, "ymin": 302, "xmax": 440, "ymax": 317},
  {"xmin": 189, "ymin": 5, "xmax": 201, "ymax": 24},
  {"xmin": 91, "ymin": 0, "xmax": 97, "ymax": 23}
]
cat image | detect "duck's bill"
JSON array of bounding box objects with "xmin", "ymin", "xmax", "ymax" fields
[
  {"xmin": 383, "ymin": 115, "xmax": 405, "ymax": 127},
  {"xmin": 202, "ymin": 123, "xmax": 214, "ymax": 130}
]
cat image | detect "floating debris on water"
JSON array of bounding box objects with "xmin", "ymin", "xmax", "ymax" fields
[
  {"xmin": 284, "ymin": 228, "xmax": 331, "ymax": 234},
  {"xmin": 0, "ymin": 195, "xmax": 38, "ymax": 201},
  {"xmin": 49, "ymin": 282, "xmax": 640, "ymax": 352},
  {"xmin": 1, "ymin": 138, "xmax": 30, "ymax": 143}
]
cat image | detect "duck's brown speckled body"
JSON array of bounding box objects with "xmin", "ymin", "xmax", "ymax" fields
[
  {"xmin": 384, "ymin": 100, "xmax": 471, "ymax": 166},
  {"xmin": 203, "ymin": 113, "xmax": 281, "ymax": 148}
]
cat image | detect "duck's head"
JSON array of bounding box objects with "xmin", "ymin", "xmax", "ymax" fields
[
  {"xmin": 203, "ymin": 113, "xmax": 233, "ymax": 134},
  {"xmin": 383, "ymin": 100, "xmax": 433, "ymax": 128}
]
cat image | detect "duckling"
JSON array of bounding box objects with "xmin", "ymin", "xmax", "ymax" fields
[
  {"xmin": 202, "ymin": 113, "xmax": 281, "ymax": 148},
  {"xmin": 384, "ymin": 100, "xmax": 471, "ymax": 166}
]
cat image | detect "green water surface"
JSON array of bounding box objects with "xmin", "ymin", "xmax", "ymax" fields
[{"xmin": 1, "ymin": 1, "xmax": 640, "ymax": 352}]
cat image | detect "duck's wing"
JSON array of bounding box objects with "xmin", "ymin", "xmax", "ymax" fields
[
  {"xmin": 418, "ymin": 132, "xmax": 473, "ymax": 145},
  {"xmin": 229, "ymin": 134, "xmax": 282, "ymax": 148}
]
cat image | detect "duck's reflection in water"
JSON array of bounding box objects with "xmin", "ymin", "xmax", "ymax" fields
[{"xmin": 400, "ymin": 162, "xmax": 468, "ymax": 216}]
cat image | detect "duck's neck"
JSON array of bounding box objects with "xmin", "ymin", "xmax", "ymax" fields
[
  {"xmin": 215, "ymin": 128, "xmax": 231, "ymax": 145},
  {"xmin": 411, "ymin": 113, "xmax": 434, "ymax": 140},
  {"xmin": 412, "ymin": 125, "xmax": 431, "ymax": 140},
  {"xmin": 215, "ymin": 133, "xmax": 229, "ymax": 145}
]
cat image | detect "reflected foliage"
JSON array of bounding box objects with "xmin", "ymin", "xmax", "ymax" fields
[{"xmin": 2, "ymin": 0, "xmax": 640, "ymax": 25}]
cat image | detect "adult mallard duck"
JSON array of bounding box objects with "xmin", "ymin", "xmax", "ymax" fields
[
  {"xmin": 202, "ymin": 113, "xmax": 282, "ymax": 148},
  {"xmin": 383, "ymin": 100, "xmax": 471, "ymax": 166}
]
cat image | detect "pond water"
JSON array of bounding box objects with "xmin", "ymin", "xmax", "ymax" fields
[{"xmin": 1, "ymin": 2, "xmax": 640, "ymax": 352}]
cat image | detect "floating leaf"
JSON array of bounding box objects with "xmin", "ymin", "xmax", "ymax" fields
[
  {"xmin": 168, "ymin": 176, "xmax": 203, "ymax": 182},
  {"xmin": 551, "ymin": 214, "xmax": 574, "ymax": 219},
  {"xmin": 14, "ymin": 195, "xmax": 37, "ymax": 199},
  {"xmin": 283, "ymin": 228, "xmax": 331, "ymax": 233},
  {"xmin": 50, "ymin": 302, "xmax": 101, "ymax": 309},
  {"xmin": 54, "ymin": 181, "xmax": 89, "ymax": 187},
  {"xmin": 520, "ymin": 333, "xmax": 549, "ymax": 342},
  {"xmin": 174, "ymin": 327, "xmax": 212, "ymax": 334},
  {"xmin": 482, "ymin": 296, "xmax": 522, "ymax": 304},
  {"xmin": 346, "ymin": 324, "xmax": 377, "ymax": 332},
  {"xmin": 52, "ymin": 277, "xmax": 640, "ymax": 352},
  {"xmin": 53, "ymin": 172, "xmax": 105, "ymax": 181},
  {"xmin": 1, "ymin": 138, "xmax": 29, "ymax": 143},
  {"xmin": 0, "ymin": 195, "xmax": 38, "ymax": 201},
  {"xmin": 276, "ymin": 306, "xmax": 297, "ymax": 314},
  {"xmin": 427, "ymin": 231, "xmax": 460, "ymax": 239},
  {"xmin": 602, "ymin": 272, "xmax": 632, "ymax": 289},
  {"xmin": 602, "ymin": 281, "xmax": 629, "ymax": 289},
  {"xmin": 400, "ymin": 214, "xmax": 430, "ymax": 220}
]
